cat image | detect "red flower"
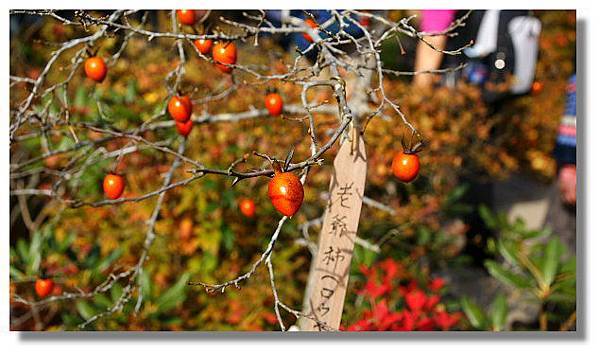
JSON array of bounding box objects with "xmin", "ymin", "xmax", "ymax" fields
[
  {"xmin": 407, "ymin": 279, "xmax": 418, "ymax": 291},
  {"xmin": 380, "ymin": 312, "xmax": 404, "ymax": 330},
  {"xmin": 429, "ymin": 277, "xmax": 446, "ymax": 291},
  {"xmin": 346, "ymin": 319, "xmax": 372, "ymax": 331},
  {"xmin": 399, "ymin": 279, "xmax": 418, "ymax": 296},
  {"xmin": 380, "ymin": 258, "xmax": 399, "ymax": 282},
  {"xmin": 434, "ymin": 311, "xmax": 461, "ymax": 330},
  {"xmin": 359, "ymin": 264, "xmax": 374, "ymax": 277},
  {"xmin": 401, "ymin": 309, "xmax": 416, "ymax": 331},
  {"xmin": 405, "ymin": 289, "xmax": 427, "ymax": 311},
  {"xmin": 416, "ymin": 316, "xmax": 435, "ymax": 330},
  {"xmin": 344, "ymin": 259, "xmax": 459, "ymax": 332},
  {"xmin": 426, "ymin": 294, "xmax": 441, "ymax": 310},
  {"xmin": 360, "ymin": 279, "xmax": 389, "ymax": 299},
  {"xmin": 372, "ymin": 300, "xmax": 389, "ymax": 322}
]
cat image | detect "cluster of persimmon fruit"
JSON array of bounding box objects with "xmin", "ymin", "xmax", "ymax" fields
[
  {"xmin": 32, "ymin": 9, "xmax": 421, "ymax": 299},
  {"xmin": 177, "ymin": 9, "xmax": 238, "ymax": 75}
]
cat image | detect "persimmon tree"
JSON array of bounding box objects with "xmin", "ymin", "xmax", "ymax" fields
[{"xmin": 10, "ymin": 9, "xmax": 474, "ymax": 330}]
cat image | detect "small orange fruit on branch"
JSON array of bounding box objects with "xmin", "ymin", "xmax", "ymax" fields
[
  {"xmin": 239, "ymin": 198, "xmax": 256, "ymax": 218},
  {"xmin": 103, "ymin": 173, "xmax": 125, "ymax": 199},
  {"xmin": 84, "ymin": 56, "xmax": 107, "ymax": 83},
  {"xmin": 264, "ymin": 90, "xmax": 284, "ymax": 117},
  {"xmin": 35, "ymin": 278, "xmax": 54, "ymax": 299},
  {"xmin": 168, "ymin": 95, "xmax": 193, "ymax": 122},
  {"xmin": 212, "ymin": 41, "xmax": 237, "ymax": 74},
  {"xmin": 194, "ymin": 38, "xmax": 213, "ymax": 55},
  {"xmin": 177, "ymin": 10, "xmax": 196, "ymax": 26},
  {"xmin": 176, "ymin": 119, "xmax": 194, "ymax": 137},
  {"xmin": 268, "ymin": 161, "xmax": 304, "ymax": 217}
]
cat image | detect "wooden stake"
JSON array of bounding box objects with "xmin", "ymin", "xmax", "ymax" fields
[{"xmin": 300, "ymin": 125, "xmax": 367, "ymax": 331}]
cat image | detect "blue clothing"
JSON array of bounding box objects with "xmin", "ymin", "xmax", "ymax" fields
[
  {"xmin": 265, "ymin": 10, "xmax": 366, "ymax": 52},
  {"xmin": 554, "ymin": 74, "xmax": 577, "ymax": 167}
]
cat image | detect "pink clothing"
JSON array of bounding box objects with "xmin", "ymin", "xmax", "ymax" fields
[
  {"xmin": 420, "ymin": 10, "xmax": 457, "ymax": 32},
  {"xmin": 558, "ymin": 125, "xmax": 577, "ymax": 137}
]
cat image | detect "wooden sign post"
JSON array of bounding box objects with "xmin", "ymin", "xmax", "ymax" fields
[{"xmin": 300, "ymin": 126, "xmax": 367, "ymax": 331}]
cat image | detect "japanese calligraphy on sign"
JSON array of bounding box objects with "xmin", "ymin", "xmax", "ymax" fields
[{"xmin": 301, "ymin": 126, "xmax": 367, "ymax": 331}]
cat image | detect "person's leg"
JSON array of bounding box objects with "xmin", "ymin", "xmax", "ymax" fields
[
  {"xmin": 544, "ymin": 182, "xmax": 577, "ymax": 256},
  {"xmin": 461, "ymin": 178, "xmax": 495, "ymax": 267}
]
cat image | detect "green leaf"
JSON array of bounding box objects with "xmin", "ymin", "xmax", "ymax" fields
[
  {"xmin": 56, "ymin": 136, "xmax": 75, "ymax": 151},
  {"xmin": 444, "ymin": 203, "xmax": 473, "ymax": 217},
  {"xmin": 82, "ymin": 245, "xmax": 101, "ymax": 269},
  {"xmin": 202, "ymin": 179, "xmax": 217, "ymax": 190},
  {"xmin": 523, "ymin": 226, "xmax": 551, "ymax": 240},
  {"xmin": 56, "ymin": 232, "xmax": 76, "ymax": 252},
  {"xmin": 547, "ymin": 291, "xmax": 576, "ymax": 304},
  {"xmin": 561, "ymin": 256, "xmax": 576, "ymax": 272},
  {"xmin": 93, "ymin": 293, "xmax": 113, "ymax": 308},
  {"xmin": 362, "ymin": 248, "xmax": 377, "ymax": 267},
  {"xmin": 221, "ymin": 224, "xmax": 235, "ymax": 252},
  {"xmin": 96, "ymin": 248, "xmax": 123, "ymax": 273},
  {"xmin": 460, "ymin": 297, "xmax": 488, "ymax": 330},
  {"xmin": 28, "ymin": 230, "xmax": 43, "ymax": 275},
  {"xmin": 478, "ymin": 205, "xmax": 497, "ymax": 229},
  {"xmin": 512, "ymin": 217, "xmax": 527, "ymax": 235},
  {"xmin": 73, "ymin": 86, "xmax": 88, "ymax": 108},
  {"xmin": 490, "ymin": 294, "xmax": 508, "ymax": 331},
  {"xmin": 73, "ymin": 157, "xmax": 109, "ymax": 198},
  {"xmin": 110, "ymin": 283, "xmax": 124, "ymax": 302},
  {"xmin": 541, "ymin": 237, "xmax": 562, "ymax": 287},
  {"xmin": 139, "ymin": 268, "xmax": 152, "ymax": 301},
  {"xmin": 62, "ymin": 313, "xmax": 82, "ymax": 328},
  {"xmin": 222, "ymin": 189, "xmax": 235, "ymax": 209},
  {"xmin": 485, "ymin": 260, "xmax": 532, "ymax": 289},
  {"xmin": 16, "ymin": 238, "xmax": 30, "ymax": 265},
  {"xmin": 10, "ymin": 265, "xmax": 26, "ymax": 279},
  {"xmin": 201, "ymin": 253, "xmax": 218, "ymax": 274},
  {"xmin": 497, "ymin": 238, "xmax": 520, "ymax": 267},
  {"xmin": 125, "ymin": 79, "xmax": 137, "ymax": 103},
  {"xmin": 161, "ymin": 316, "xmax": 183, "ymax": 326},
  {"xmin": 445, "ymin": 184, "xmax": 469, "ymax": 205},
  {"xmin": 552, "ymin": 257, "xmax": 576, "ymax": 299},
  {"xmin": 416, "ymin": 226, "xmax": 431, "ymax": 245},
  {"xmin": 186, "ymin": 256, "xmax": 203, "ymax": 274},
  {"xmin": 76, "ymin": 301, "xmax": 96, "ymax": 320},
  {"xmin": 155, "ymin": 273, "xmax": 190, "ymax": 313}
]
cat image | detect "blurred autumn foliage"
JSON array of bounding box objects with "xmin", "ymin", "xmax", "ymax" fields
[{"xmin": 10, "ymin": 10, "xmax": 576, "ymax": 331}]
